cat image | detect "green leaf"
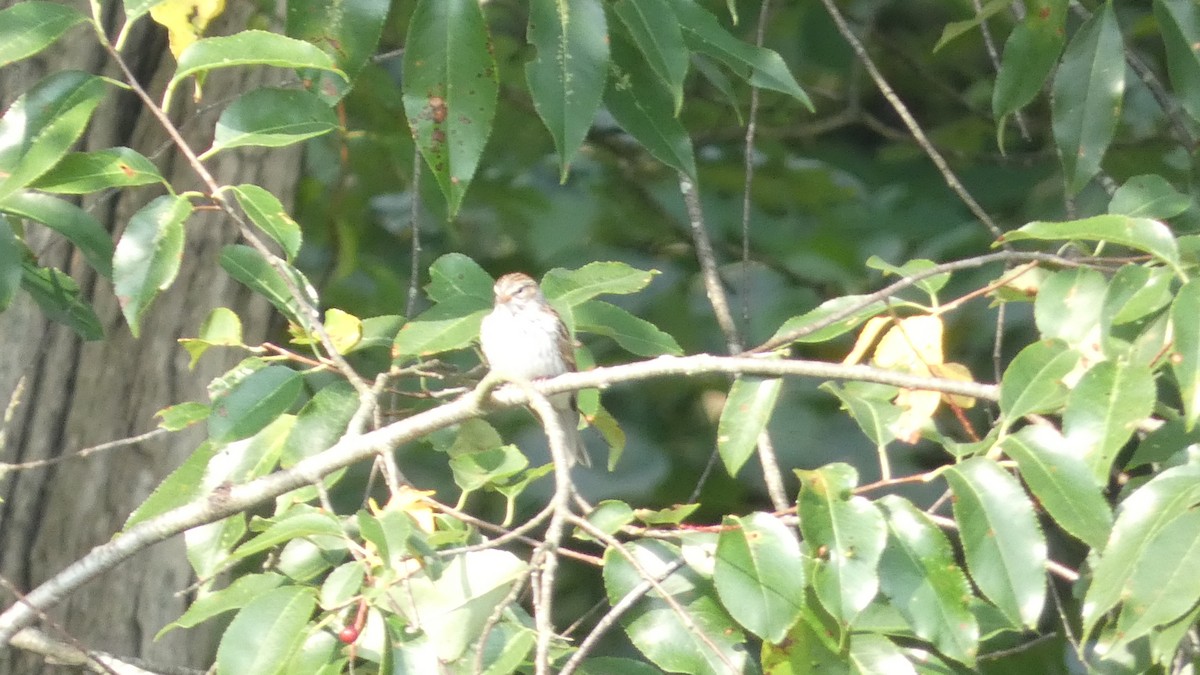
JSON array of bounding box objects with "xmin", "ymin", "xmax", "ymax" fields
[
  {"xmin": 1063, "ymin": 360, "xmax": 1156, "ymax": 481},
  {"xmin": 219, "ymin": 244, "xmax": 316, "ymax": 326},
  {"xmin": 180, "ymin": 307, "xmax": 246, "ymax": 368},
  {"xmin": 1082, "ymin": 463, "xmax": 1200, "ymax": 634},
  {"xmin": 878, "ymin": 495, "xmax": 979, "ymax": 666},
  {"xmin": 281, "ymin": 381, "xmax": 358, "ymax": 466},
  {"xmin": 1001, "ymin": 425, "xmax": 1112, "ymax": 549},
  {"xmin": 286, "ymin": 0, "xmax": 388, "ymax": 77},
  {"xmin": 1172, "ymin": 279, "xmax": 1200, "ymax": 430},
  {"xmin": 525, "ymin": 0, "xmax": 609, "ymax": 180},
  {"xmin": 934, "ymin": 0, "xmax": 1013, "ymax": 52},
  {"xmin": 216, "ymin": 586, "xmax": 315, "ymax": 675},
  {"xmin": 605, "ymin": 27, "xmax": 697, "ymax": 178},
  {"xmin": 579, "ymin": 500, "xmax": 636, "ymax": 540},
  {"xmin": 30, "ymin": 147, "xmax": 164, "ymax": 194},
  {"xmin": 158, "ymin": 573, "xmax": 287, "ymax": 638},
  {"xmin": 633, "ymin": 503, "xmax": 699, "ymax": 525},
  {"xmin": 713, "ymin": 512, "xmax": 804, "ymax": 643},
  {"xmin": 0, "ymin": 2, "xmax": 87, "ymax": 68},
  {"xmin": 603, "ymin": 540, "xmax": 749, "ymax": 675},
  {"xmin": 1113, "ymin": 509, "xmax": 1200, "ymax": 648},
  {"xmin": 1155, "ymin": 0, "xmax": 1200, "ymax": 124},
  {"xmin": 123, "ymin": 0, "xmax": 165, "ymax": 22},
  {"xmin": 113, "ymin": 195, "xmax": 193, "ymax": 336},
  {"xmin": 449, "ymin": 443, "xmax": 529, "ymax": 493},
  {"xmin": 769, "ymin": 295, "xmax": 891, "ymax": 345},
  {"xmin": 0, "ymin": 216, "xmax": 22, "ymax": 310},
  {"xmin": 402, "ymin": 0, "xmax": 498, "ymax": 217},
  {"xmin": 613, "ymin": 0, "xmax": 688, "ymax": 113},
  {"xmin": 797, "ymin": 463, "xmax": 887, "ymax": 627},
  {"xmin": 209, "ymin": 365, "xmax": 303, "ymax": 443},
  {"xmin": 1051, "ymin": 1, "xmax": 1125, "ymax": 194},
  {"xmin": 392, "ymin": 299, "xmax": 488, "ymax": 358},
  {"xmin": 229, "ymin": 184, "xmax": 303, "ymax": 259},
  {"xmin": 0, "ymin": 71, "xmax": 107, "ymax": 203},
  {"xmin": 319, "ymin": 561, "xmax": 364, "ymax": 610},
  {"xmin": 866, "ymin": 256, "xmax": 952, "ymax": 298},
  {"xmin": 125, "ymin": 442, "xmax": 218, "ymax": 529},
  {"xmin": 169, "ymin": 31, "xmax": 346, "ymax": 102},
  {"xmin": 1033, "ymin": 267, "xmax": 1107, "ymax": 349},
  {"xmin": 20, "ymin": 262, "xmax": 103, "ymax": 340},
  {"xmin": 1006, "ymin": 215, "xmax": 1182, "ymax": 274},
  {"xmin": 574, "ymin": 300, "xmax": 682, "ymax": 356},
  {"xmin": 232, "ymin": 511, "xmax": 344, "ymax": 560},
  {"xmin": 716, "ymin": 376, "xmax": 782, "ymax": 476},
  {"xmin": 992, "ymin": 0, "xmax": 1065, "ymax": 121},
  {"xmin": 667, "ymin": 0, "xmax": 812, "ymax": 107},
  {"xmin": 998, "ymin": 339, "xmax": 1079, "ymax": 427},
  {"xmin": 1102, "ymin": 264, "xmax": 1173, "ymax": 329},
  {"xmin": 1, "ymin": 191, "xmax": 114, "ymax": 277},
  {"xmin": 1108, "ymin": 174, "xmax": 1193, "ymax": 219},
  {"xmin": 541, "ymin": 262, "xmax": 657, "ymax": 305},
  {"xmin": 821, "ymin": 382, "xmax": 901, "ymax": 449},
  {"xmin": 204, "ymin": 89, "xmax": 339, "ymax": 158},
  {"xmin": 425, "ymin": 252, "xmax": 494, "ymax": 304},
  {"xmin": 156, "ymin": 401, "xmax": 212, "ymax": 431},
  {"xmin": 945, "ymin": 457, "xmax": 1046, "ymax": 629}
]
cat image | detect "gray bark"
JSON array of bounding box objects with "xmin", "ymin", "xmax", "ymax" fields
[{"xmin": 0, "ymin": 1, "xmax": 300, "ymax": 671}]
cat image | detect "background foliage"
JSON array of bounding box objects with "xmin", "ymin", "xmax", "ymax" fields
[{"xmin": 2, "ymin": 0, "xmax": 1200, "ymax": 673}]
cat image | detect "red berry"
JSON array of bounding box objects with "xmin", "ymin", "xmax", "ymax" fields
[{"xmin": 338, "ymin": 626, "xmax": 359, "ymax": 644}]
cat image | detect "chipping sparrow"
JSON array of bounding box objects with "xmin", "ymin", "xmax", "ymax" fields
[{"xmin": 479, "ymin": 272, "xmax": 590, "ymax": 467}]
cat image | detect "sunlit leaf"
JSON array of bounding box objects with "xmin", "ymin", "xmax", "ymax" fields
[
  {"xmin": 113, "ymin": 195, "xmax": 193, "ymax": 336},
  {"xmin": 1004, "ymin": 215, "xmax": 1181, "ymax": 273},
  {"xmin": 209, "ymin": 365, "xmax": 303, "ymax": 443},
  {"xmin": 216, "ymin": 586, "xmax": 315, "ymax": 675},
  {"xmin": 205, "ymin": 89, "xmax": 338, "ymax": 158},
  {"xmin": 1, "ymin": 191, "xmax": 114, "ymax": 277},
  {"xmin": 0, "ymin": 2, "xmax": 87, "ymax": 68},
  {"xmin": 713, "ymin": 512, "xmax": 804, "ymax": 642},
  {"xmin": 1108, "ymin": 174, "xmax": 1193, "ymax": 219},
  {"xmin": 20, "ymin": 262, "xmax": 102, "ymax": 340},
  {"xmin": 716, "ymin": 376, "xmax": 782, "ymax": 476},
  {"xmin": 614, "ymin": 0, "xmax": 687, "ymax": 112}
]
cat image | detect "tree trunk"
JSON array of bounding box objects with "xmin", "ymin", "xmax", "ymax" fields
[{"xmin": 0, "ymin": 2, "xmax": 300, "ymax": 671}]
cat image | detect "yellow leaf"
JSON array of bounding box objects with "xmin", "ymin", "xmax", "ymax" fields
[
  {"xmin": 388, "ymin": 486, "xmax": 437, "ymax": 534},
  {"xmin": 324, "ymin": 308, "xmax": 363, "ymax": 354},
  {"xmin": 150, "ymin": 0, "xmax": 226, "ymax": 59},
  {"xmin": 873, "ymin": 315, "xmax": 944, "ymax": 373},
  {"xmin": 844, "ymin": 316, "xmax": 893, "ymax": 365},
  {"xmin": 892, "ymin": 388, "xmax": 941, "ymax": 443},
  {"xmin": 930, "ymin": 362, "xmax": 977, "ymax": 408}
]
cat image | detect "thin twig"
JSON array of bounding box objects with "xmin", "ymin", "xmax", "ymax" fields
[
  {"xmin": 405, "ymin": 151, "xmax": 423, "ymax": 318},
  {"xmin": 0, "ymin": 428, "xmax": 169, "ymax": 473},
  {"xmin": 740, "ymin": 0, "xmax": 771, "ymax": 330},
  {"xmin": 971, "ymin": 0, "xmax": 1030, "ymax": 140}
]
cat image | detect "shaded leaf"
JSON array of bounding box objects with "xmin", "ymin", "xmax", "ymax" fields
[
  {"xmin": 113, "ymin": 194, "xmax": 193, "ymax": 336},
  {"xmin": 574, "ymin": 300, "xmax": 682, "ymax": 356},
  {"xmin": 0, "ymin": 216, "xmax": 23, "ymax": 310},
  {"xmin": 716, "ymin": 376, "xmax": 782, "ymax": 476},
  {"xmin": 158, "ymin": 573, "xmax": 287, "ymax": 638},
  {"xmin": 20, "ymin": 262, "xmax": 102, "ymax": 340},
  {"xmin": 614, "ymin": 0, "xmax": 687, "ymax": 112},
  {"xmin": 281, "ymin": 381, "xmax": 358, "ymax": 466},
  {"xmin": 156, "ymin": 401, "xmax": 212, "ymax": 431},
  {"xmin": 713, "ymin": 512, "xmax": 805, "ymax": 643},
  {"xmin": 993, "ymin": 0, "xmax": 1065, "ymax": 122},
  {"xmin": 205, "ymin": 88, "xmax": 339, "ymax": 157},
  {"xmin": 219, "ymin": 244, "xmax": 316, "ymax": 326},
  {"xmin": 209, "ymin": 365, "xmax": 303, "ymax": 443},
  {"xmin": 1108, "ymin": 174, "xmax": 1193, "ymax": 219},
  {"xmin": 0, "ymin": 2, "xmax": 87, "ymax": 68},
  {"xmin": 1155, "ymin": 0, "xmax": 1200, "ymax": 124},
  {"xmin": 1172, "ymin": 279, "xmax": 1200, "ymax": 430},
  {"xmin": 1, "ymin": 191, "xmax": 114, "ymax": 277}
]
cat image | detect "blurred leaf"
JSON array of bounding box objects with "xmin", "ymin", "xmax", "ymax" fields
[
  {"xmin": 125, "ymin": 442, "xmax": 218, "ymax": 529},
  {"xmin": 350, "ymin": 314, "xmax": 405, "ymax": 353},
  {"xmin": 0, "ymin": 216, "xmax": 21, "ymax": 310},
  {"xmin": 402, "ymin": 0, "xmax": 497, "ymax": 217},
  {"xmin": 1004, "ymin": 215, "xmax": 1181, "ymax": 273},
  {"xmin": 993, "ymin": 0, "xmax": 1065, "ymax": 122},
  {"xmin": 579, "ymin": 500, "xmax": 635, "ymax": 540},
  {"xmin": 1102, "ymin": 264, "xmax": 1172, "ymax": 329},
  {"xmin": 935, "ymin": 0, "xmax": 1012, "ymax": 52},
  {"xmin": 634, "ymin": 503, "xmax": 699, "ymax": 525},
  {"xmin": 575, "ymin": 300, "xmax": 682, "ymax": 356},
  {"xmin": 426, "ymin": 252, "xmax": 494, "ymax": 304},
  {"xmin": 713, "ymin": 512, "xmax": 804, "ymax": 643},
  {"xmin": 603, "ymin": 540, "xmax": 748, "ymax": 675},
  {"xmin": 205, "ymin": 89, "xmax": 338, "ymax": 158},
  {"xmin": 1113, "ymin": 509, "xmax": 1200, "ymax": 650},
  {"xmin": 180, "ymin": 306, "xmax": 245, "ymax": 368},
  {"xmin": 290, "ymin": 307, "xmax": 362, "ymax": 354},
  {"xmin": 822, "ymin": 382, "xmax": 901, "ymax": 449},
  {"xmin": 219, "ymin": 244, "xmax": 316, "ymax": 326},
  {"xmin": 113, "ymin": 194, "xmax": 193, "ymax": 336},
  {"xmin": 878, "ymin": 495, "xmax": 978, "ymax": 666},
  {"xmin": 1051, "ymin": 1, "xmax": 1124, "ymax": 194},
  {"xmin": 667, "ymin": 0, "xmax": 812, "ymax": 107},
  {"xmin": 286, "ymin": 0, "xmax": 388, "ymax": 76},
  {"xmin": 1, "ymin": 191, "xmax": 114, "ymax": 277},
  {"xmin": 233, "ymin": 511, "xmax": 344, "ymax": 560},
  {"xmin": 158, "ymin": 572, "xmax": 286, "ymax": 638},
  {"xmin": 357, "ymin": 507, "xmax": 414, "ymax": 571},
  {"xmin": 1001, "ymin": 425, "xmax": 1112, "ymax": 549},
  {"xmin": 0, "ymin": 71, "xmax": 106, "ymax": 203},
  {"xmin": 30, "ymin": 147, "xmax": 164, "ymax": 194},
  {"xmin": 762, "ymin": 611, "xmax": 847, "ymax": 673},
  {"xmin": 945, "ymin": 458, "xmax": 1046, "ymax": 629},
  {"xmin": 319, "ymin": 561, "xmax": 363, "ymax": 610},
  {"xmin": 216, "ymin": 586, "xmax": 315, "ymax": 675},
  {"xmin": 20, "ymin": 262, "xmax": 103, "ymax": 340},
  {"xmin": 1082, "ymin": 463, "xmax": 1200, "ymax": 634},
  {"xmin": 1155, "ymin": 0, "xmax": 1200, "ymax": 124},
  {"xmin": 769, "ymin": 295, "xmax": 892, "ymax": 345},
  {"xmin": 1063, "ymin": 360, "xmax": 1155, "ymax": 481},
  {"xmin": 1172, "ymin": 280, "xmax": 1200, "ymax": 430},
  {"xmin": 0, "ymin": 2, "xmax": 87, "ymax": 68},
  {"xmin": 170, "ymin": 31, "xmax": 345, "ymax": 100},
  {"xmin": 229, "ymin": 185, "xmax": 303, "ymax": 260},
  {"xmin": 605, "ymin": 28, "xmax": 696, "ymax": 178},
  {"xmin": 149, "ymin": 0, "xmax": 225, "ymax": 58},
  {"xmin": 797, "ymin": 463, "xmax": 887, "ymax": 627},
  {"xmin": 525, "ymin": 0, "xmax": 609, "ymax": 179},
  {"xmin": 866, "ymin": 256, "xmax": 951, "ymax": 298},
  {"xmin": 998, "ymin": 339, "xmax": 1079, "ymax": 426},
  {"xmin": 1033, "ymin": 268, "xmax": 1106, "ymax": 349},
  {"xmin": 614, "ymin": 0, "xmax": 687, "ymax": 112},
  {"xmin": 1108, "ymin": 174, "xmax": 1193, "ymax": 219},
  {"xmin": 716, "ymin": 376, "xmax": 782, "ymax": 476},
  {"xmin": 281, "ymin": 380, "xmax": 358, "ymax": 466},
  {"xmin": 124, "ymin": 0, "xmax": 166, "ymax": 21},
  {"xmin": 209, "ymin": 365, "xmax": 303, "ymax": 443},
  {"xmin": 156, "ymin": 401, "xmax": 212, "ymax": 431},
  {"xmin": 449, "ymin": 443, "xmax": 529, "ymax": 493}
]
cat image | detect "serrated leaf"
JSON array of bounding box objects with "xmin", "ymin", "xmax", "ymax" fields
[
  {"xmin": 0, "ymin": 71, "xmax": 107, "ymax": 203},
  {"xmin": 281, "ymin": 381, "xmax": 358, "ymax": 466},
  {"xmin": 1051, "ymin": 1, "xmax": 1125, "ymax": 194},
  {"xmin": 716, "ymin": 376, "xmax": 782, "ymax": 476},
  {"xmin": 286, "ymin": 0, "xmax": 388, "ymax": 78},
  {"xmin": 614, "ymin": 0, "xmax": 687, "ymax": 112},
  {"xmin": 216, "ymin": 586, "xmax": 315, "ymax": 675},
  {"xmin": 113, "ymin": 194, "xmax": 193, "ymax": 336},
  {"xmin": 169, "ymin": 31, "xmax": 345, "ymax": 102},
  {"xmin": 1063, "ymin": 360, "xmax": 1155, "ymax": 481},
  {"xmin": 1155, "ymin": 0, "xmax": 1200, "ymax": 124},
  {"xmin": 1001, "ymin": 425, "xmax": 1112, "ymax": 549},
  {"xmin": 993, "ymin": 0, "xmax": 1065, "ymax": 123},
  {"xmin": 158, "ymin": 573, "xmax": 287, "ymax": 638},
  {"xmin": 156, "ymin": 401, "xmax": 212, "ymax": 431},
  {"xmin": 29, "ymin": 147, "xmax": 164, "ymax": 194},
  {"xmin": 0, "ymin": 2, "xmax": 87, "ymax": 68},
  {"xmin": 945, "ymin": 458, "xmax": 1047, "ymax": 629},
  {"xmin": 219, "ymin": 244, "xmax": 316, "ymax": 326},
  {"xmin": 878, "ymin": 495, "xmax": 979, "ymax": 666},
  {"xmin": 713, "ymin": 512, "xmax": 804, "ymax": 643},
  {"xmin": 525, "ymin": 0, "xmax": 609, "ymax": 180},
  {"xmin": 209, "ymin": 365, "xmax": 303, "ymax": 443},
  {"xmin": 20, "ymin": 262, "xmax": 103, "ymax": 340},
  {"xmin": 205, "ymin": 88, "xmax": 338, "ymax": 158},
  {"xmin": 401, "ymin": 0, "xmax": 498, "ymax": 217},
  {"xmin": 797, "ymin": 463, "xmax": 887, "ymax": 627},
  {"xmin": 1004, "ymin": 215, "xmax": 1181, "ymax": 273},
  {"xmin": 125, "ymin": 442, "xmax": 219, "ymax": 529},
  {"xmin": 1, "ymin": 191, "xmax": 114, "ymax": 277},
  {"xmin": 998, "ymin": 339, "xmax": 1079, "ymax": 427},
  {"xmin": 1108, "ymin": 174, "xmax": 1193, "ymax": 219},
  {"xmin": 1172, "ymin": 279, "xmax": 1200, "ymax": 430},
  {"xmin": 574, "ymin": 300, "xmax": 682, "ymax": 356},
  {"xmin": 1114, "ymin": 509, "xmax": 1200, "ymax": 650}
]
